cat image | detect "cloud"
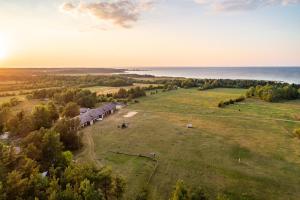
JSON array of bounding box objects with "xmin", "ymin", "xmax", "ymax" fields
[
  {"xmin": 194, "ymin": 0, "xmax": 300, "ymax": 11},
  {"xmin": 61, "ymin": 0, "xmax": 155, "ymax": 28},
  {"xmin": 61, "ymin": 2, "xmax": 76, "ymax": 11}
]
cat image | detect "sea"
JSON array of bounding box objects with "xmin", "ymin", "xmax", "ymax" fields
[{"xmin": 124, "ymin": 67, "xmax": 300, "ymax": 84}]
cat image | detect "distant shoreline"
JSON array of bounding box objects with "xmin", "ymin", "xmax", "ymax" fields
[{"xmin": 123, "ymin": 67, "xmax": 300, "ymax": 84}]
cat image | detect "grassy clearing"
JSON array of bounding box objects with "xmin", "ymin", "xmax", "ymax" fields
[
  {"xmin": 85, "ymin": 83, "xmax": 160, "ymax": 95},
  {"xmin": 78, "ymin": 88, "xmax": 300, "ymax": 200}
]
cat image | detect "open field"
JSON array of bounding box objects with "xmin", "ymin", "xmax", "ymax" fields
[
  {"xmin": 0, "ymin": 95, "xmax": 26, "ymax": 104},
  {"xmin": 77, "ymin": 88, "xmax": 300, "ymax": 200},
  {"xmin": 85, "ymin": 83, "xmax": 161, "ymax": 95}
]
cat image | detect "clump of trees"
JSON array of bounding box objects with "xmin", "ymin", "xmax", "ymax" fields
[
  {"xmin": 6, "ymin": 102, "xmax": 59, "ymax": 136},
  {"xmin": 246, "ymin": 84, "xmax": 299, "ymax": 102},
  {"xmin": 29, "ymin": 88, "xmax": 97, "ymax": 108},
  {"xmin": 54, "ymin": 89, "xmax": 97, "ymax": 108},
  {"xmin": 98, "ymin": 86, "xmax": 147, "ymax": 103},
  {"xmin": 0, "ymin": 130, "xmax": 125, "ymax": 200},
  {"xmin": 113, "ymin": 87, "xmax": 146, "ymax": 99},
  {"xmin": 218, "ymin": 96, "xmax": 245, "ymax": 108},
  {"xmin": 170, "ymin": 180, "xmax": 208, "ymax": 200}
]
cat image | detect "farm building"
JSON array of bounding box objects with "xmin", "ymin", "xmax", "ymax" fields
[{"xmin": 77, "ymin": 103, "xmax": 117, "ymax": 127}]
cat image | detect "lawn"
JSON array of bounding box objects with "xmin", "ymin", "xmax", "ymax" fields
[{"xmin": 78, "ymin": 88, "xmax": 300, "ymax": 200}]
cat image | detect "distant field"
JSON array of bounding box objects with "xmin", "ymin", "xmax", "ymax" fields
[
  {"xmin": 0, "ymin": 95, "xmax": 26, "ymax": 104},
  {"xmin": 77, "ymin": 88, "xmax": 300, "ymax": 200},
  {"xmin": 85, "ymin": 83, "xmax": 160, "ymax": 95}
]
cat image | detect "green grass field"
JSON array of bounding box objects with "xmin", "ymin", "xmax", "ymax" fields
[
  {"xmin": 85, "ymin": 83, "xmax": 160, "ymax": 95},
  {"xmin": 77, "ymin": 88, "xmax": 300, "ymax": 200}
]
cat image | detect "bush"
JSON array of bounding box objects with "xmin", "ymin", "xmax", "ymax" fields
[
  {"xmin": 218, "ymin": 96, "xmax": 246, "ymax": 108},
  {"xmin": 294, "ymin": 129, "xmax": 300, "ymax": 139}
]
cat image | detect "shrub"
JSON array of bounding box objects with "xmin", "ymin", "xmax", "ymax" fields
[
  {"xmin": 218, "ymin": 96, "xmax": 246, "ymax": 108},
  {"xmin": 294, "ymin": 128, "xmax": 300, "ymax": 139}
]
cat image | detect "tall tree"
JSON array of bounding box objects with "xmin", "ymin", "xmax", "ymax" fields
[
  {"xmin": 31, "ymin": 105, "xmax": 52, "ymax": 130},
  {"xmin": 62, "ymin": 102, "xmax": 80, "ymax": 118},
  {"xmin": 53, "ymin": 118, "xmax": 81, "ymax": 150},
  {"xmin": 47, "ymin": 102, "xmax": 59, "ymax": 122},
  {"xmin": 41, "ymin": 130, "xmax": 64, "ymax": 169}
]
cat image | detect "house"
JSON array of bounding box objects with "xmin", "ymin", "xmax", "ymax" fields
[{"xmin": 77, "ymin": 103, "xmax": 117, "ymax": 127}]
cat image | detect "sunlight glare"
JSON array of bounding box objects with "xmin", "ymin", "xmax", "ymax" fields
[{"xmin": 0, "ymin": 33, "xmax": 8, "ymax": 59}]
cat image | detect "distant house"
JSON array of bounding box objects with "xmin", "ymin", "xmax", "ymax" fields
[{"xmin": 77, "ymin": 103, "xmax": 117, "ymax": 127}]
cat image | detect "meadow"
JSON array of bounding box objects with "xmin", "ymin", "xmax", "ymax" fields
[
  {"xmin": 77, "ymin": 88, "xmax": 300, "ymax": 200},
  {"xmin": 85, "ymin": 83, "xmax": 161, "ymax": 95}
]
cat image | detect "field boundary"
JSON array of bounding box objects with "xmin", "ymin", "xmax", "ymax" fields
[{"xmin": 108, "ymin": 150, "xmax": 159, "ymax": 185}]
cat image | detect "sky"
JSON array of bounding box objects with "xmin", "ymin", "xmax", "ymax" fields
[{"xmin": 0, "ymin": 0, "xmax": 300, "ymax": 68}]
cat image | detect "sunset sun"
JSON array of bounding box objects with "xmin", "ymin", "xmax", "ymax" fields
[{"xmin": 0, "ymin": 35, "xmax": 8, "ymax": 59}]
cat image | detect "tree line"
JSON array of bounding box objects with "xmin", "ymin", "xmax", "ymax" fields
[
  {"xmin": 0, "ymin": 75, "xmax": 135, "ymax": 93},
  {"xmin": 145, "ymin": 78, "xmax": 300, "ymax": 93}
]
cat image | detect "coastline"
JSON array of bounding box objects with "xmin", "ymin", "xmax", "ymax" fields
[{"xmin": 123, "ymin": 67, "xmax": 300, "ymax": 84}]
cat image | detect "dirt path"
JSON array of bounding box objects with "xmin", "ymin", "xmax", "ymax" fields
[
  {"xmin": 75, "ymin": 127, "xmax": 102, "ymax": 167},
  {"xmin": 75, "ymin": 110, "xmax": 128, "ymax": 166}
]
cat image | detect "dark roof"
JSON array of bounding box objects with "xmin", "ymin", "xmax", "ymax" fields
[
  {"xmin": 78, "ymin": 103, "xmax": 116, "ymax": 125},
  {"xmin": 80, "ymin": 108, "xmax": 89, "ymax": 114}
]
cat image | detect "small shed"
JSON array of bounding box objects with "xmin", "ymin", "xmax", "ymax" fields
[{"xmin": 187, "ymin": 124, "xmax": 193, "ymax": 128}]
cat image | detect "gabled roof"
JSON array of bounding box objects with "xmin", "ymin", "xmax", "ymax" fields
[{"xmin": 77, "ymin": 103, "xmax": 116, "ymax": 125}]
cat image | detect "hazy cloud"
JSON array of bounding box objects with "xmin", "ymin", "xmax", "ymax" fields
[
  {"xmin": 194, "ymin": 0, "xmax": 300, "ymax": 11},
  {"xmin": 61, "ymin": 2, "xmax": 76, "ymax": 11},
  {"xmin": 61, "ymin": 0, "xmax": 155, "ymax": 28}
]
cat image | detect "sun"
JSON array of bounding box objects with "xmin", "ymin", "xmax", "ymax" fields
[
  {"xmin": 0, "ymin": 34, "xmax": 8, "ymax": 60},
  {"xmin": 0, "ymin": 47, "xmax": 6, "ymax": 59}
]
